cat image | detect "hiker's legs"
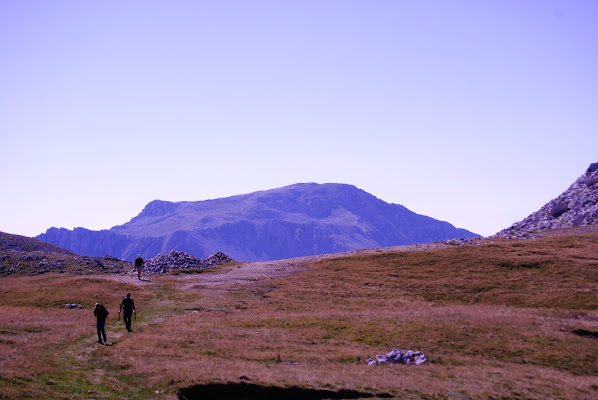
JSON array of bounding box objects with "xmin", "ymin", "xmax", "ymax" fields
[
  {"xmin": 97, "ymin": 321, "xmax": 106, "ymax": 342},
  {"xmin": 96, "ymin": 321, "xmax": 102, "ymax": 341},
  {"xmin": 124, "ymin": 313, "xmax": 132, "ymax": 331},
  {"xmin": 137, "ymin": 269, "xmax": 141, "ymax": 280}
]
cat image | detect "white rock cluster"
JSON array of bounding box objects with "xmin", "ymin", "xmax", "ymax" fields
[{"xmin": 367, "ymin": 348, "xmax": 427, "ymax": 366}]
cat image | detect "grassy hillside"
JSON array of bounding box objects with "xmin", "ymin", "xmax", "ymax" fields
[
  {"xmin": 0, "ymin": 231, "xmax": 75, "ymax": 255},
  {"xmin": 0, "ymin": 231, "xmax": 132, "ymax": 277},
  {"xmin": 0, "ymin": 230, "xmax": 597, "ymax": 399}
]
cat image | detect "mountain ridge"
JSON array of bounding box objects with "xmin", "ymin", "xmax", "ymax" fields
[{"xmin": 37, "ymin": 182, "xmax": 479, "ymax": 262}]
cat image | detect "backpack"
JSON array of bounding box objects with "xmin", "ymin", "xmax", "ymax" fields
[{"xmin": 99, "ymin": 305, "xmax": 109, "ymax": 318}]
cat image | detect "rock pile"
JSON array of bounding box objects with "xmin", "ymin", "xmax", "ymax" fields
[
  {"xmin": 443, "ymin": 238, "xmax": 485, "ymax": 246},
  {"xmin": 491, "ymin": 232, "xmax": 539, "ymax": 240},
  {"xmin": 495, "ymin": 162, "xmax": 598, "ymax": 238},
  {"xmin": 143, "ymin": 251, "xmax": 233, "ymax": 274},
  {"xmin": 367, "ymin": 348, "xmax": 427, "ymax": 366}
]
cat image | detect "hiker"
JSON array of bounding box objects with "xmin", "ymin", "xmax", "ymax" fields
[
  {"xmin": 94, "ymin": 303, "xmax": 109, "ymax": 344},
  {"xmin": 134, "ymin": 254, "xmax": 144, "ymax": 280},
  {"xmin": 119, "ymin": 293, "xmax": 136, "ymax": 332}
]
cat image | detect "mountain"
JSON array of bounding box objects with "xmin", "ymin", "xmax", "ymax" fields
[
  {"xmin": 497, "ymin": 162, "xmax": 598, "ymax": 237},
  {"xmin": 37, "ymin": 183, "xmax": 479, "ymax": 262}
]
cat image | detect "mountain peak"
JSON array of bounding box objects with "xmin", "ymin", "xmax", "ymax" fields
[{"xmin": 140, "ymin": 200, "xmax": 178, "ymax": 217}]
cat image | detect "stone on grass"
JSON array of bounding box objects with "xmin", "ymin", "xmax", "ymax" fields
[{"xmin": 367, "ymin": 348, "xmax": 426, "ymax": 366}]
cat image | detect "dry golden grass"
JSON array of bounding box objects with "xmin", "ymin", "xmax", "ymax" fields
[
  {"xmin": 0, "ymin": 275, "xmax": 156, "ymax": 396},
  {"xmin": 279, "ymin": 234, "xmax": 598, "ymax": 311},
  {"xmin": 1, "ymin": 232, "xmax": 597, "ymax": 399}
]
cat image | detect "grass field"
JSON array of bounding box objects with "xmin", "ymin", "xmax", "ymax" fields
[{"xmin": 0, "ymin": 231, "xmax": 597, "ymax": 399}]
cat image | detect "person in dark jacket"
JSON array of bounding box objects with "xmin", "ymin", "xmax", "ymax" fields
[
  {"xmin": 134, "ymin": 254, "xmax": 144, "ymax": 280},
  {"xmin": 94, "ymin": 303, "xmax": 109, "ymax": 344},
  {"xmin": 119, "ymin": 293, "xmax": 136, "ymax": 332}
]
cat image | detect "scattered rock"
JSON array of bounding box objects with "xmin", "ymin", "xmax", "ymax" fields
[
  {"xmin": 443, "ymin": 238, "xmax": 485, "ymax": 246},
  {"xmin": 367, "ymin": 348, "xmax": 427, "ymax": 366},
  {"xmin": 18, "ymin": 255, "xmax": 45, "ymax": 261},
  {"xmin": 64, "ymin": 304, "xmax": 83, "ymax": 309},
  {"xmin": 143, "ymin": 250, "xmax": 233, "ymax": 274},
  {"xmin": 490, "ymin": 232, "xmax": 539, "ymax": 240}
]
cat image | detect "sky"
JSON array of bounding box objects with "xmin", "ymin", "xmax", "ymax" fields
[{"xmin": 1, "ymin": 0, "xmax": 597, "ymax": 238}]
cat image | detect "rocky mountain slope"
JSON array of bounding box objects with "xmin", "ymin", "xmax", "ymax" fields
[
  {"xmin": 497, "ymin": 162, "xmax": 598, "ymax": 237},
  {"xmin": 1, "ymin": 231, "xmax": 75, "ymax": 255},
  {"xmin": 37, "ymin": 183, "xmax": 479, "ymax": 262},
  {"xmin": 0, "ymin": 231, "xmax": 132, "ymax": 277}
]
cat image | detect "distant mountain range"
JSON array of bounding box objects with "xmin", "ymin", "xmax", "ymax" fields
[
  {"xmin": 497, "ymin": 162, "xmax": 598, "ymax": 237},
  {"xmin": 37, "ymin": 183, "xmax": 479, "ymax": 262}
]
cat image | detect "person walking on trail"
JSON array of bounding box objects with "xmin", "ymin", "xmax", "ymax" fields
[
  {"xmin": 94, "ymin": 303, "xmax": 109, "ymax": 345},
  {"xmin": 119, "ymin": 293, "xmax": 136, "ymax": 332},
  {"xmin": 134, "ymin": 254, "xmax": 144, "ymax": 280}
]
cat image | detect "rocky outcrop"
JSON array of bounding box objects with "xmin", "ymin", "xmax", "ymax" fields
[
  {"xmin": 367, "ymin": 348, "xmax": 427, "ymax": 366},
  {"xmin": 37, "ymin": 183, "xmax": 479, "ymax": 262},
  {"xmin": 143, "ymin": 250, "xmax": 233, "ymax": 274},
  {"xmin": 496, "ymin": 162, "xmax": 598, "ymax": 237}
]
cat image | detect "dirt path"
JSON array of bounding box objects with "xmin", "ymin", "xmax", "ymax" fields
[
  {"xmin": 105, "ymin": 242, "xmax": 453, "ymax": 290},
  {"xmin": 100, "ymin": 224, "xmax": 598, "ymax": 290}
]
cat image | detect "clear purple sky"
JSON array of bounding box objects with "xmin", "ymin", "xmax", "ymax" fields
[{"xmin": 1, "ymin": 1, "xmax": 597, "ymax": 238}]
